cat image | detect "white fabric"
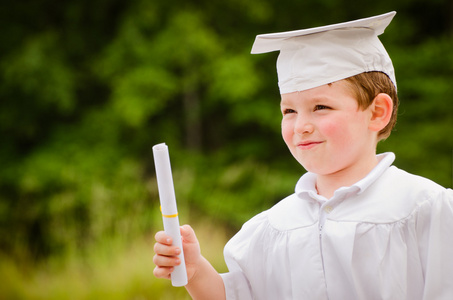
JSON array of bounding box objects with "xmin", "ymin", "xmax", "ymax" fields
[
  {"xmin": 221, "ymin": 153, "xmax": 453, "ymax": 299},
  {"xmin": 250, "ymin": 12, "xmax": 396, "ymax": 94}
]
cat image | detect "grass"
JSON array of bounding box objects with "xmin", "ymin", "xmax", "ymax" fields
[{"xmin": 0, "ymin": 219, "xmax": 230, "ymax": 300}]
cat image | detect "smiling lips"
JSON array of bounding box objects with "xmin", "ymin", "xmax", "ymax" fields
[{"xmin": 297, "ymin": 141, "xmax": 323, "ymax": 150}]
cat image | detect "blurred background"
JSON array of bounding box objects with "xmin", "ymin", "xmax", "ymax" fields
[{"xmin": 0, "ymin": 0, "xmax": 452, "ymax": 299}]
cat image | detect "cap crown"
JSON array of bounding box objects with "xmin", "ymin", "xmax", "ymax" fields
[{"xmin": 251, "ymin": 12, "xmax": 397, "ymax": 94}]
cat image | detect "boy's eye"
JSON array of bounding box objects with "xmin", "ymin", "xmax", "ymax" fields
[
  {"xmin": 314, "ymin": 105, "xmax": 331, "ymax": 111},
  {"xmin": 282, "ymin": 108, "xmax": 296, "ymax": 115}
]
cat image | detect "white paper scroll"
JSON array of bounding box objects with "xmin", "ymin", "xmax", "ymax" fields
[{"xmin": 152, "ymin": 143, "xmax": 188, "ymax": 287}]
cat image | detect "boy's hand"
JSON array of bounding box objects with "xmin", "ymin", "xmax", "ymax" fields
[
  {"xmin": 154, "ymin": 224, "xmax": 226, "ymax": 299},
  {"xmin": 153, "ymin": 225, "xmax": 201, "ymax": 282}
]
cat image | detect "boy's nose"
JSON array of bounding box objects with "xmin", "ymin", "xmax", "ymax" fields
[{"xmin": 295, "ymin": 117, "xmax": 314, "ymax": 135}]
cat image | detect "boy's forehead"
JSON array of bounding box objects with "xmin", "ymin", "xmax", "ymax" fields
[
  {"xmin": 279, "ymin": 87, "xmax": 326, "ymax": 105},
  {"xmin": 252, "ymin": 12, "xmax": 397, "ymax": 94},
  {"xmin": 280, "ymin": 80, "xmax": 356, "ymax": 104}
]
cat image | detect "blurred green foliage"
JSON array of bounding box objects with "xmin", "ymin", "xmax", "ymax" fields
[{"xmin": 0, "ymin": 0, "xmax": 452, "ymax": 276}]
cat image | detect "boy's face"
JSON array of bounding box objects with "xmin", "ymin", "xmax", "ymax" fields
[{"xmin": 280, "ymin": 80, "xmax": 377, "ymax": 177}]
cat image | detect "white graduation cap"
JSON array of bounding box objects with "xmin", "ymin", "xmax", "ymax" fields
[{"xmin": 251, "ymin": 11, "xmax": 397, "ymax": 94}]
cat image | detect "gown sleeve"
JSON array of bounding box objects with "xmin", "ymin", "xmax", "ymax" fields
[
  {"xmin": 220, "ymin": 211, "xmax": 269, "ymax": 300},
  {"xmin": 416, "ymin": 188, "xmax": 453, "ymax": 299}
]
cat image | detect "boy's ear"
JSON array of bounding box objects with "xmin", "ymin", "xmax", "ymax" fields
[{"xmin": 368, "ymin": 93, "xmax": 393, "ymax": 132}]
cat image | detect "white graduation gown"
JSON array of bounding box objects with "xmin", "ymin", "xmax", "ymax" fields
[{"xmin": 220, "ymin": 153, "xmax": 453, "ymax": 300}]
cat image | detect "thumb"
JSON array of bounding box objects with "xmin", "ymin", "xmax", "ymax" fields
[{"xmin": 180, "ymin": 224, "xmax": 198, "ymax": 244}]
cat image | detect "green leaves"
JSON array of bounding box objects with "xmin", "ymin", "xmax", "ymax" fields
[{"xmin": 0, "ymin": 0, "xmax": 452, "ymax": 262}]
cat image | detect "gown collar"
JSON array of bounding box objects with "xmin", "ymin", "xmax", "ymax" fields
[{"xmin": 295, "ymin": 152, "xmax": 396, "ymax": 201}]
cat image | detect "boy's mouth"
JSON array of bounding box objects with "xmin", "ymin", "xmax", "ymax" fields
[{"xmin": 297, "ymin": 141, "xmax": 323, "ymax": 149}]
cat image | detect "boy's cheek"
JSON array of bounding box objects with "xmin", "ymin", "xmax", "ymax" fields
[
  {"xmin": 320, "ymin": 117, "xmax": 355, "ymax": 138},
  {"xmin": 281, "ymin": 124, "xmax": 293, "ymax": 146},
  {"xmin": 319, "ymin": 121, "xmax": 341, "ymax": 137}
]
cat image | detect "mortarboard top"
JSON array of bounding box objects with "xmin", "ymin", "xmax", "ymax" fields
[{"xmin": 251, "ymin": 11, "xmax": 397, "ymax": 94}]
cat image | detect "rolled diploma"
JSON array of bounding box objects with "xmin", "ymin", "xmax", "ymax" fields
[{"xmin": 152, "ymin": 143, "xmax": 188, "ymax": 287}]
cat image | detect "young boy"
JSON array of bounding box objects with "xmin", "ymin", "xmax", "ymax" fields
[{"xmin": 153, "ymin": 11, "xmax": 453, "ymax": 299}]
